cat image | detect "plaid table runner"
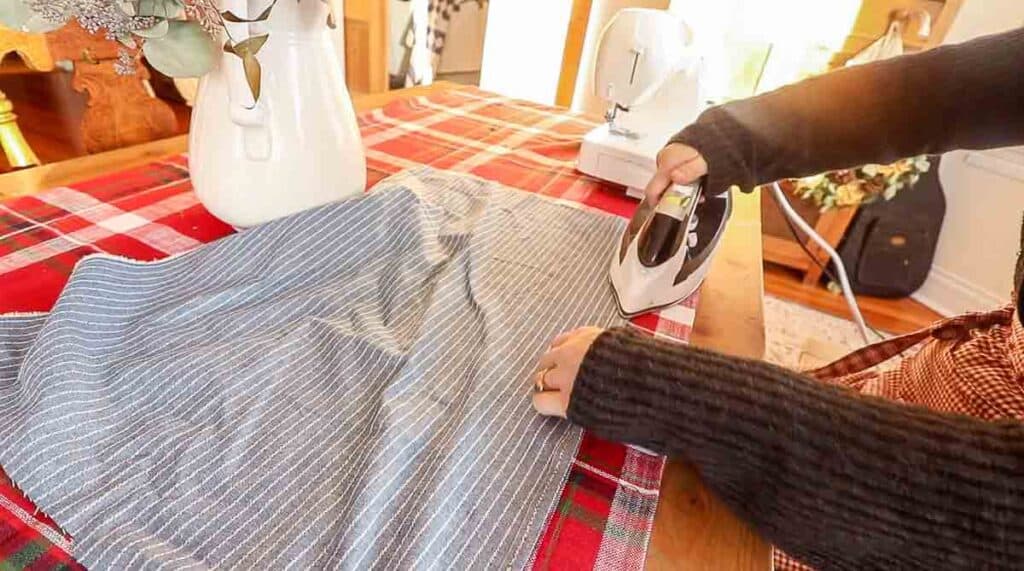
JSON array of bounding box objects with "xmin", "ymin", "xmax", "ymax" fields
[{"xmin": 0, "ymin": 87, "xmax": 698, "ymax": 569}]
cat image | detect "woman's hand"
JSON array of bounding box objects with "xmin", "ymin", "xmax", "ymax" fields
[
  {"xmin": 531, "ymin": 327, "xmax": 605, "ymax": 418},
  {"xmin": 642, "ymin": 143, "xmax": 708, "ymax": 203}
]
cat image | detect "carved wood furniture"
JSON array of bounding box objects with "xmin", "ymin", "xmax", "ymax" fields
[{"xmin": 0, "ymin": 22, "xmax": 178, "ymax": 166}]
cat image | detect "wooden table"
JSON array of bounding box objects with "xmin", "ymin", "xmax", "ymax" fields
[
  {"xmin": 651, "ymin": 182, "xmax": 769, "ymax": 571},
  {"xmin": 0, "ymin": 82, "xmax": 770, "ymax": 570}
]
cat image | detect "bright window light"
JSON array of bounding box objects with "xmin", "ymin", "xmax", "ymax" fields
[{"xmin": 669, "ymin": 0, "xmax": 861, "ymax": 100}]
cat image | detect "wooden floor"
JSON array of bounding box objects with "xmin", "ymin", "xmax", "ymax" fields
[{"xmin": 765, "ymin": 263, "xmax": 943, "ymax": 335}]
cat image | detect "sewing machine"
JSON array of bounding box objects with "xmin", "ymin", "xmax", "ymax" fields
[{"xmin": 576, "ymin": 9, "xmax": 707, "ymax": 199}]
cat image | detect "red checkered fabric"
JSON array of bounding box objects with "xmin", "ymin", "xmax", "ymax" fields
[
  {"xmin": 775, "ymin": 303, "xmax": 1024, "ymax": 570},
  {"xmin": 0, "ymin": 87, "xmax": 689, "ymax": 569},
  {"xmin": 809, "ymin": 304, "xmax": 1024, "ymax": 419},
  {"xmin": 0, "ymin": 155, "xmax": 231, "ymax": 313},
  {"xmin": 0, "ymin": 472, "xmax": 82, "ymax": 571}
]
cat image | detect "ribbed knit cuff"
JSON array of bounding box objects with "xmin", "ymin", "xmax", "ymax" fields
[
  {"xmin": 566, "ymin": 329, "xmax": 643, "ymax": 440},
  {"xmin": 667, "ymin": 106, "xmax": 757, "ymax": 196},
  {"xmin": 566, "ymin": 327, "xmax": 683, "ymax": 452}
]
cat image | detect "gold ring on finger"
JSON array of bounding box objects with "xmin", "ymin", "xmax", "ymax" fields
[{"xmin": 535, "ymin": 367, "xmax": 554, "ymax": 393}]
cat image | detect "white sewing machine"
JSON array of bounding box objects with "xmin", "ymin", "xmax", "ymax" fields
[{"xmin": 577, "ymin": 9, "xmax": 707, "ymax": 199}]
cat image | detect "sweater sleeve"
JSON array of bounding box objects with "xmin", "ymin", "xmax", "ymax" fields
[
  {"xmin": 567, "ymin": 327, "xmax": 1024, "ymax": 569},
  {"xmin": 669, "ymin": 27, "xmax": 1024, "ymax": 195}
]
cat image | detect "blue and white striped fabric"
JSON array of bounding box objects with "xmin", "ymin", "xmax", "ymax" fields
[{"xmin": 0, "ymin": 168, "xmax": 626, "ymax": 569}]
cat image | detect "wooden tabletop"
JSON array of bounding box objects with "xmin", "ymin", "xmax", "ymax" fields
[
  {"xmin": 648, "ymin": 184, "xmax": 770, "ymax": 570},
  {"xmin": 0, "ymin": 82, "xmax": 770, "ymax": 570}
]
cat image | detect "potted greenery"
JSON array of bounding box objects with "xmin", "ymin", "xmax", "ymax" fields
[
  {"xmin": 1, "ymin": 1, "xmax": 367, "ymax": 228},
  {"xmin": 786, "ymin": 156, "xmax": 931, "ymax": 212}
]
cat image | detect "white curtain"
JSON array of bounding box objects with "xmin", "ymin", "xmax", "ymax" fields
[{"xmin": 405, "ymin": 0, "xmax": 434, "ymax": 85}]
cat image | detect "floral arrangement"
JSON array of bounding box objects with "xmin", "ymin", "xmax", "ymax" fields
[
  {"xmin": 0, "ymin": 0, "xmax": 335, "ymax": 101},
  {"xmin": 789, "ymin": 156, "xmax": 931, "ymax": 212}
]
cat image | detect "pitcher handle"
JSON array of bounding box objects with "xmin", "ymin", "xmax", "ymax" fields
[{"xmin": 222, "ymin": 0, "xmax": 272, "ymax": 162}]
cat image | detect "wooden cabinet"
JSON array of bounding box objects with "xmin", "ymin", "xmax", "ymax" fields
[
  {"xmin": 0, "ymin": 23, "xmax": 178, "ymax": 164},
  {"xmin": 344, "ymin": 0, "xmax": 390, "ymax": 95}
]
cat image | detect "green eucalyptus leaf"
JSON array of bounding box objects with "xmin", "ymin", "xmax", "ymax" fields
[
  {"xmin": 136, "ymin": 0, "xmax": 184, "ymax": 18},
  {"xmin": 142, "ymin": 20, "xmax": 218, "ymax": 77},
  {"xmin": 21, "ymin": 14, "xmax": 62, "ymax": 32},
  {"xmin": 132, "ymin": 18, "xmax": 169, "ymax": 39},
  {"xmin": 113, "ymin": 0, "xmax": 135, "ymax": 16},
  {"xmin": 222, "ymin": 0, "xmax": 276, "ymax": 23}
]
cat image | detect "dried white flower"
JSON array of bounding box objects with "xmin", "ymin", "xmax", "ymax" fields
[
  {"xmin": 113, "ymin": 48, "xmax": 135, "ymax": 75},
  {"xmin": 183, "ymin": 0, "xmax": 221, "ymax": 36},
  {"xmin": 27, "ymin": 0, "xmax": 158, "ymax": 39},
  {"xmin": 11, "ymin": 0, "xmax": 308, "ymax": 102}
]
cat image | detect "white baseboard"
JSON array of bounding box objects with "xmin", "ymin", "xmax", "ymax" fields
[{"xmin": 913, "ymin": 266, "xmax": 1009, "ymax": 317}]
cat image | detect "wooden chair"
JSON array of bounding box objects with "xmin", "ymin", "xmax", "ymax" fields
[
  {"xmin": 0, "ymin": 22, "xmax": 179, "ymax": 166},
  {"xmin": 0, "ymin": 27, "xmax": 48, "ymax": 168}
]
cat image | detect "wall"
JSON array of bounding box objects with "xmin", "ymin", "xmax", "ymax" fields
[
  {"xmin": 438, "ymin": 3, "xmax": 489, "ymax": 74},
  {"xmin": 479, "ymin": 0, "xmax": 574, "ymax": 104},
  {"xmin": 912, "ymin": 0, "xmax": 1024, "ymax": 315},
  {"xmin": 668, "ymin": 0, "xmax": 860, "ymax": 99},
  {"xmin": 940, "ymin": 0, "xmax": 1024, "ymax": 43}
]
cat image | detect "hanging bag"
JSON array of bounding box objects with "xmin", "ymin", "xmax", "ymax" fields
[{"xmin": 846, "ymin": 20, "xmax": 904, "ymax": 66}]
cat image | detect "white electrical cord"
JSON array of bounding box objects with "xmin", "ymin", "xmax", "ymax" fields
[{"xmin": 770, "ymin": 182, "xmax": 873, "ymax": 344}]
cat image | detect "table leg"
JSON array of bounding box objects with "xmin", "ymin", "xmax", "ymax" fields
[{"xmin": 0, "ymin": 89, "xmax": 40, "ymax": 169}]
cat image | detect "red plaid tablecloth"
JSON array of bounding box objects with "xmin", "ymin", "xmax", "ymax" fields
[{"xmin": 0, "ymin": 87, "xmax": 699, "ymax": 569}]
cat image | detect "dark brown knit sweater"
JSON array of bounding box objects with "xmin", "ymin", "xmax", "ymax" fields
[{"xmin": 568, "ymin": 28, "xmax": 1024, "ymax": 570}]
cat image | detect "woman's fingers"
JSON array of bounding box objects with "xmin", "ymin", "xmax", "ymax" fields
[
  {"xmin": 646, "ymin": 143, "xmax": 707, "ymax": 203},
  {"xmin": 536, "ymin": 347, "xmax": 561, "ymax": 373},
  {"xmin": 531, "ymin": 327, "xmax": 606, "ymax": 418},
  {"xmin": 642, "ymin": 171, "xmax": 673, "ymax": 204},
  {"xmin": 531, "ymin": 370, "xmax": 547, "ymax": 392},
  {"xmin": 532, "ymin": 390, "xmax": 567, "ymax": 418},
  {"xmin": 534, "ymin": 356, "xmax": 570, "ymax": 391},
  {"xmin": 549, "ymin": 329, "xmax": 576, "ymax": 349},
  {"xmin": 670, "ymin": 156, "xmax": 708, "ymax": 185}
]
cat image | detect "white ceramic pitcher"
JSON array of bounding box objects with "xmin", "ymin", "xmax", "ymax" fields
[{"xmin": 189, "ymin": 0, "xmax": 366, "ymax": 228}]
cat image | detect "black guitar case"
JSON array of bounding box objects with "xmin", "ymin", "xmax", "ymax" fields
[{"xmin": 835, "ymin": 155, "xmax": 946, "ymax": 298}]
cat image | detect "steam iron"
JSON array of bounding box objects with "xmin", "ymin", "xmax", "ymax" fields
[{"xmin": 609, "ymin": 181, "xmax": 731, "ymax": 318}]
